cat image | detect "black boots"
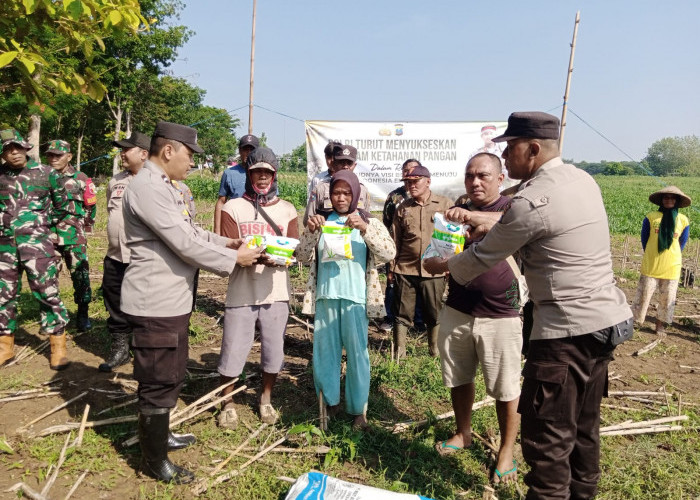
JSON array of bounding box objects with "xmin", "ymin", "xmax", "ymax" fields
[
  {"xmin": 98, "ymin": 332, "xmax": 130, "ymax": 372},
  {"xmin": 76, "ymin": 303, "xmax": 92, "ymax": 332},
  {"xmin": 167, "ymin": 430, "xmax": 196, "ymax": 451},
  {"xmin": 138, "ymin": 408, "xmax": 195, "ymax": 484}
]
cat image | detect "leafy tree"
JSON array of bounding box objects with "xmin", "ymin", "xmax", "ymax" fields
[
  {"xmin": 644, "ymin": 136, "xmax": 700, "ymax": 176},
  {"xmin": 0, "ymin": 0, "xmax": 144, "ymax": 99},
  {"xmin": 279, "ymin": 143, "xmax": 307, "ymax": 172},
  {"xmin": 601, "ymin": 161, "xmax": 634, "ymax": 176}
]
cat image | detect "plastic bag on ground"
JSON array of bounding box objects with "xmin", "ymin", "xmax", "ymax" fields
[{"xmin": 285, "ymin": 472, "xmax": 434, "ymax": 500}]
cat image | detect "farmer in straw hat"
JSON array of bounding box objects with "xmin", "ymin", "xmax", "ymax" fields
[{"xmin": 632, "ymin": 186, "xmax": 691, "ymax": 335}]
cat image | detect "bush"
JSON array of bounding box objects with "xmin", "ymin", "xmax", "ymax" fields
[{"xmin": 184, "ymin": 171, "xmax": 309, "ymax": 210}]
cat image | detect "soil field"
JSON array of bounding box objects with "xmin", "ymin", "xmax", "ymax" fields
[{"xmin": 1, "ymin": 230, "xmax": 699, "ymax": 499}]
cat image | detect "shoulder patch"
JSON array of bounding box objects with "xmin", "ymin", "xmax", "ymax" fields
[{"xmin": 500, "ymin": 201, "xmax": 512, "ymax": 220}]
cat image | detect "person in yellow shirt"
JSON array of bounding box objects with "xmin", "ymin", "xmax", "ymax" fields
[{"xmin": 632, "ymin": 186, "xmax": 691, "ymax": 335}]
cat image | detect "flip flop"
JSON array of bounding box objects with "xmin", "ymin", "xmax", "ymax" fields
[
  {"xmin": 434, "ymin": 440, "xmax": 464, "ymax": 456},
  {"xmin": 493, "ymin": 459, "xmax": 518, "ymax": 484}
]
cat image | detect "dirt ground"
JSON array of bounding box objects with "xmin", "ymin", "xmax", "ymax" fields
[{"xmin": 1, "ymin": 252, "xmax": 699, "ymax": 499}]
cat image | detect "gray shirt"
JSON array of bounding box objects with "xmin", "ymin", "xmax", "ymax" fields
[
  {"xmin": 121, "ymin": 160, "xmax": 238, "ymax": 317},
  {"xmin": 105, "ymin": 170, "xmax": 133, "ymax": 263},
  {"xmin": 448, "ymin": 157, "xmax": 631, "ymax": 340}
]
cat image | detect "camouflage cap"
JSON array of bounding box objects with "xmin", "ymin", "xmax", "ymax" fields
[
  {"xmin": 0, "ymin": 128, "xmax": 32, "ymax": 151},
  {"xmin": 46, "ymin": 139, "xmax": 71, "ymax": 154}
]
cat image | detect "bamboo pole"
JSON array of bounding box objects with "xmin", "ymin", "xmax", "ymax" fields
[
  {"xmin": 558, "ymin": 10, "xmax": 581, "ymax": 153},
  {"xmin": 18, "ymin": 391, "xmax": 88, "ymax": 432},
  {"xmin": 37, "ymin": 415, "xmax": 138, "ymax": 437},
  {"xmin": 75, "ymin": 404, "xmax": 90, "ymax": 447},
  {"xmin": 208, "ymin": 423, "xmax": 267, "ymax": 477},
  {"xmin": 601, "ymin": 425, "xmax": 685, "ymax": 437},
  {"xmin": 6, "ymin": 483, "xmax": 47, "ymax": 500},
  {"xmin": 64, "ymin": 469, "xmax": 89, "ymax": 500},
  {"xmin": 600, "ymin": 415, "xmax": 688, "ymax": 432},
  {"xmin": 0, "ymin": 392, "xmax": 61, "ymax": 403},
  {"xmin": 41, "ymin": 433, "xmax": 72, "ymax": 497},
  {"xmin": 122, "ymin": 385, "xmax": 247, "ymax": 447},
  {"xmin": 634, "ymin": 338, "xmax": 662, "ymax": 356},
  {"xmin": 391, "ymin": 396, "xmax": 495, "ymax": 434},
  {"xmin": 193, "ymin": 436, "xmax": 286, "ymax": 495},
  {"xmin": 607, "ymin": 391, "xmax": 667, "ymax": 398},
  {"xmin": 247, "ymin": 0, "xmax": 257, "ymax": 133}
]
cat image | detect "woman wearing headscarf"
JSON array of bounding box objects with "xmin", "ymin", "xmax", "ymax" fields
[
  {"xmin": 632, "ymin": 186, "xmax": 691, "ymax": 335},
  {"xmin": 296, "ymin": 170, "xmax": 395, "ymax": 429},
  {"xmin": 217, "ymin": 147, "xmax": 299, "ymax": 428}
]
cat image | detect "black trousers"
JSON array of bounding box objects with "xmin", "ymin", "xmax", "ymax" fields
[
  {"xmin": 519, "ymin": 333, "xmax": 615, "ymax": 500},
  {"xmin": 102, "ymin": 257, "xmax": 131, "ymax": 335},
  {"xmin": 125, "ymin": 312, "xmax": 191, "ymax": 410}
]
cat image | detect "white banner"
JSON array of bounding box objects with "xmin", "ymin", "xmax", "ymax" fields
[{"xmin": 305, "ymin": 120, "xmax": 511, "ymax": 210}]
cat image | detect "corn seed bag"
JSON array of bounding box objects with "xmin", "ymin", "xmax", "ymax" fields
[
  {"xmin": 422, "ymin": 213, "xmax": 466, "ymax": 260},
  {"xmin": 320, "ymin": 222, "xmax": 354, "ymax": 262},
  {"xmin": 263, "ymin": 236, "xmax": 299, "ymax": 266}
]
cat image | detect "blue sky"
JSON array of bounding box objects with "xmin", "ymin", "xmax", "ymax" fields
[{"xmin": 170, "ymin": 0, "xmax": 699, "ymax": 163}]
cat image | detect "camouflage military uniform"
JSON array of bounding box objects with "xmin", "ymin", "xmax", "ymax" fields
[
  {"xmin": 50, "ymin": 165, "xmax": 97, "ymax": 305},
  {"xmin": 0, "ymin": 159, "xmax": 69, "ymax": 336}
]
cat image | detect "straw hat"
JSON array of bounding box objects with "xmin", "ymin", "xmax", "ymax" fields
[{"xmin": 649, "ymin": 186, "xmax": 692, "ymax": 208}]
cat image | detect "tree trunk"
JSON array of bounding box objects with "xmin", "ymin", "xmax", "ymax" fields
[
  {"xmin": 112, "ymin": 105, "xmax": 123, "ymax": 176},
  {"xmin": 75, "ymin": 114, "xmax": 87, "ymax": 171},
  {"xmin": 27, "ymin": 114, "xmax": 41, "ymax": 163},
  {"xmin": 76, "ymin": 135, "xmax": 83, "ymax": 172}
]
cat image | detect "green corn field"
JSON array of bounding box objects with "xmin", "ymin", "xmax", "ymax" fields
[{"xmin": 186, "ymin": 171, "xmax": 700, "ymax": 238}]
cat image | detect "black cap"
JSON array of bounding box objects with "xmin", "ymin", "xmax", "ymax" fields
[
  {"xmin": 245, "ymin": 146, "xmax": 278, "ymax": 171},
  {"xmin": 332, "ymin": 144, "xmax": 357, "ymax": 162},
  {"xmin": 323, "ymin": 140, "xmax": 342, "ymax": 157},
  {"xmin": 239, "ymin": 134, "xmax": 259, "ymax": 149},
  {"xmin": 401, "ymin": 164, "xmax": 431, "ymax": 180},
  {"xmin": 492, "ymin": 112, "xmax": 560, "ymax": 143},
  {"xmin": 113, "ymin": 131, "xmax": 151, "ymax": 151},
  {"xmin": 152, "ymin": 121, "xmax": 204, "ymax": 154}
]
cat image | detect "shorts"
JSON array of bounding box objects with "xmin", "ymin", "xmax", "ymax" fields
[
  {"xmin": 437, "ymin": 306, "xmax": 522, "ymax": 401},
  {"xmin": 218, "ymin": 302, "xmax": 289, "ymax": 378}
]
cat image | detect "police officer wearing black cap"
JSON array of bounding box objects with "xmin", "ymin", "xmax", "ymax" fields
[
  {"xmin": 99, "ymin": 131, "xmax": 151, "ymax": 373},
  {"xmin": 214, "ymin": 133, "xmax": 259, "ymax": 234},
  {"xmin": 120, "ymin": 121, "xmax": 262, "ymax": 484},
  {"xmin": 424, "ymin": 111, "xmax": 633, "ymax": 499}
]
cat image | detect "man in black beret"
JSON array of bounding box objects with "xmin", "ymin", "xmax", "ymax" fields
[
  {"xmin": 424, "ymin": 111, "xmax": 633, "ymax": 499},
  {"xmin": 120, "ymin": 121, "xmax": 262, "ymax": 484}
]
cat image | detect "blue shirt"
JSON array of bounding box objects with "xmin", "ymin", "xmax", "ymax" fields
[
  {"xmin": 316, "ymin": 212, "xmax": 368, "ymax": 304},
  {"xmin": 218, "ymin": 164, "xmax": 247, "ymax": 200}
]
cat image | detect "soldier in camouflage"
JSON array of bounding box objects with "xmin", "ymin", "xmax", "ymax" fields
[
  {"xmin": 46, "ymin": 140, "xmax": 97, "ymax": 332},
  {"xmin": 0, "ymin": 129, "xmax": 70, "ymax": 370}
]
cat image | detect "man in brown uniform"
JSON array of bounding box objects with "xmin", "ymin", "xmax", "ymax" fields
[
  {"xmin": 425, "ymin": 112, "xmax": 633, "ymax": 499},
  {"xmin": 391, "ymin": 164, "xmax": 452, "ymax": 358}
]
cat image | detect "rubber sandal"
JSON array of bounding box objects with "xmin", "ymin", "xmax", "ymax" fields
[
  {"xmin": 493, "ymin": 459, "xmax": 518, "ymax": 484},
  {"xmin": 434, "ymin": 440, "xmax": 464, "ymax": 456},
  {"xmin": 259, "ymin": 403, "xmax": 279, "ymax": 425},
  {"xmin": 218, "ymin": 403, "xmax": 238, "ymax": 430}
]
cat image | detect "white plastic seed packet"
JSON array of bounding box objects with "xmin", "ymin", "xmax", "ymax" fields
[
  {"xmin": 422, "ymin": 213, "xmax": 466, "ymax": 260},
  {"xmin": 320, "ymin": 222, "xmax": 354, "ymax": 262},
  {"xmin": 285, "ymin": 472, "xmax": 434, "ymax": 500},
  {"xmin": 263, "ymin": 236, "xmax": 299, "ymax": 266},
  {"xmin": 243, "ymin": 235, "xmax": 265, "ymax": 249}
]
